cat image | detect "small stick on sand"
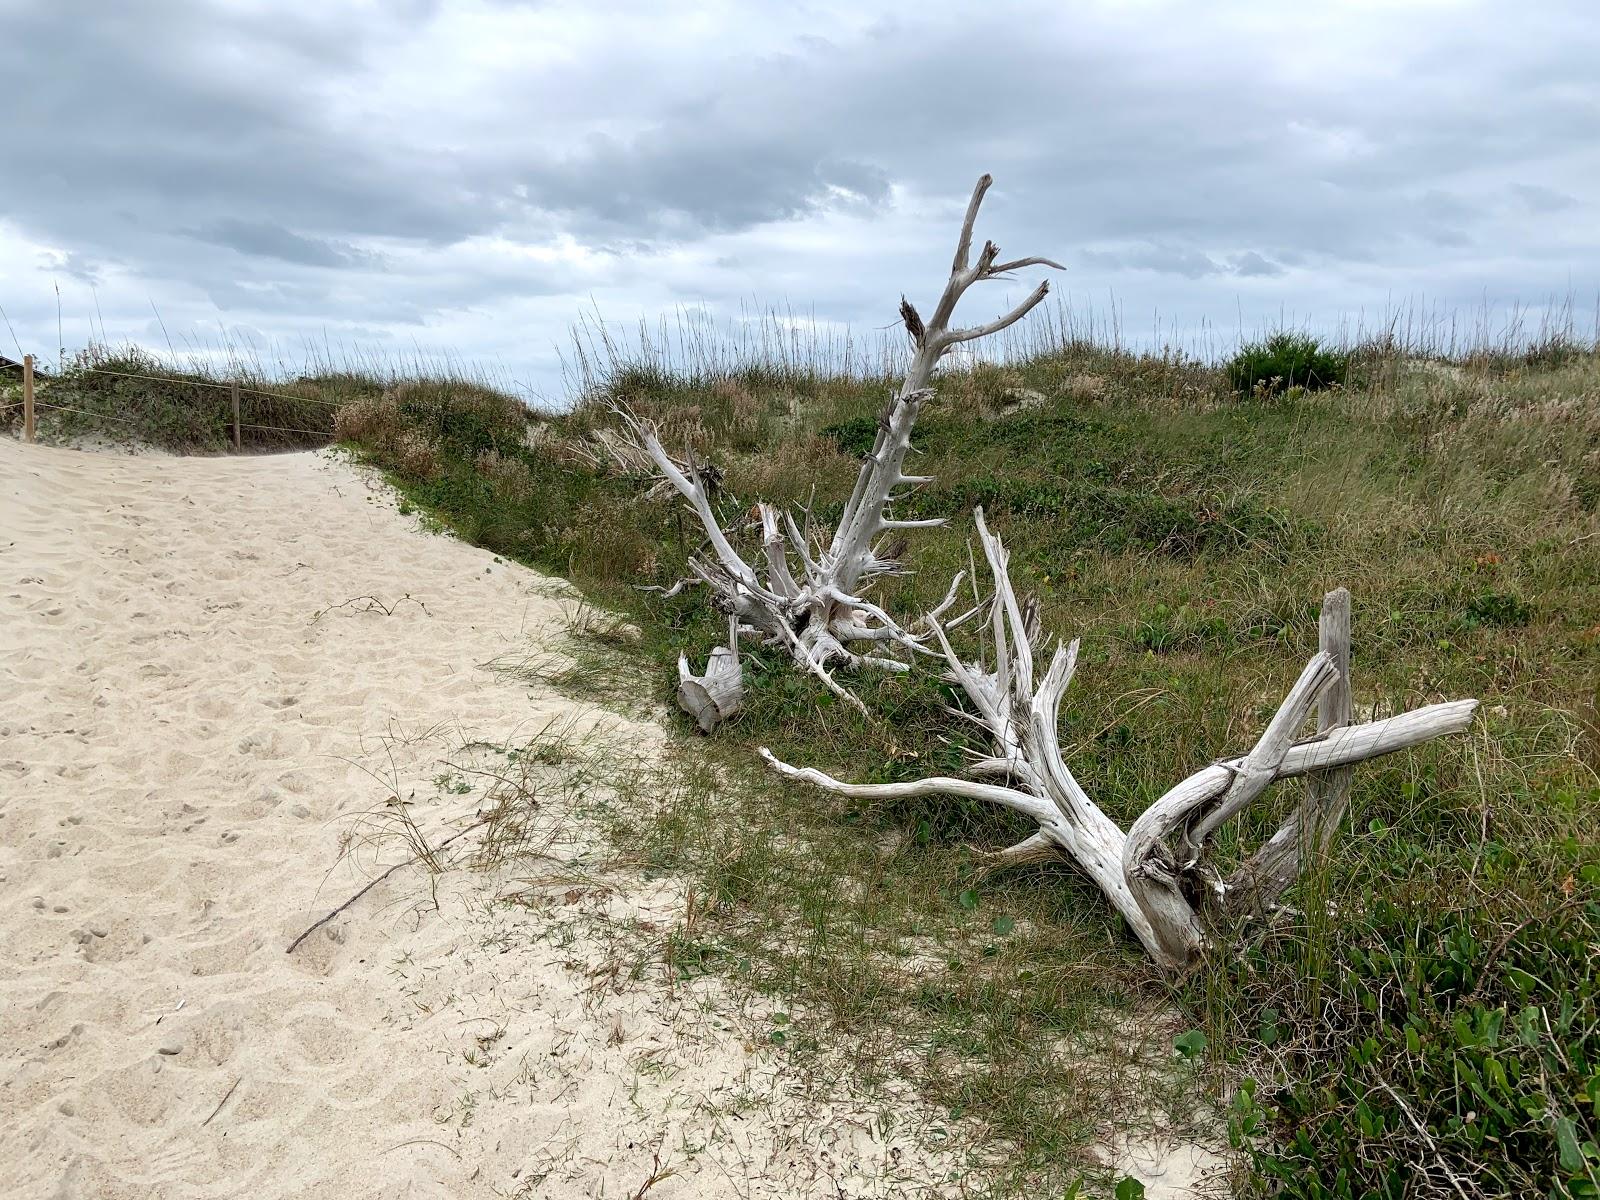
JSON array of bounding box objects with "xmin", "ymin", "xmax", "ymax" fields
[
  {"xmin": 286, "ymin": 817, "xmax": 487, "ymax": 954},
  {"xmin": 309, "ymin": 593, "xmax": 428, "ymax": 626},
  {"xmin": 201, "ymin": 1076, "xmax": 242, "ymax": 1126},
  {"xmin": 630, "ymin": 1142, "xmax": 677, "ymax": 1199}
]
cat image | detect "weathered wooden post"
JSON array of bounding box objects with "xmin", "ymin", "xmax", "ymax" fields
[
  {"xmin": 1223, "ymin": 588, "xmax": 1355, "ymax": 916},
  {"xmin": 231, "ymin": 379, "xmax": 242, "ymax": 450},
  {"xmin": 1308, "ymin": 588, "xmax": 1355, "ymax": 847},
  {"xmin": 22, "ymin": 354, "xmax": 35, "ymax": 443}
]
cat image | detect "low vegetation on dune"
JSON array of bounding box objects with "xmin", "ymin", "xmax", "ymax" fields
[
  {"xmin": 24, "ymin": 328, "xmax": 1600, "ymax": 1197},
  {"xmin": 1, "ymin": 345, "xmax": 402, "ymax": 451},
  {"xmin": 342, "ymin": 330, "xmax": 1598, "ymax": 1199}
]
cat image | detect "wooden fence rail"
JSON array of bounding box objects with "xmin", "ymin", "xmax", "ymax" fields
[{"xmin": 9, "ymin": 352, "xmax": 336, "ymax": 449}]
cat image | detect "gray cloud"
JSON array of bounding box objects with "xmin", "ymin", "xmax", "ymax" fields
[
  {"xmin": 527, "ymin": 136, "xmax": 893, "ymax": 232},
  {"xmin": 1230, "ymin": 252, "xmax": 1286, "ymax": 279},
  {"xmin": 194, "ymin": 221, "xmax": 376, "ymax": 268},
  {"xmin": 1512, "ymin": 183, "xmax": 1580, "ymax": 213},
  {"xmin": 37, "ymin": 249, "xmax": 103, "ymax": 285},
  {"xmin": 1081, "ymin": 245, "xmax": 1228, "ymax": 279},
  {"xmin": 0, "ymin": 0, "xmax": 1595, "ymax": 397}
]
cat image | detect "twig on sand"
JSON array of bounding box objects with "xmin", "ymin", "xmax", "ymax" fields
[
  {"xmin": 201, "ymin": 1076, "xmax": 242, "ymax": 1126},
  {"xmin": 309, "ymin": 593, "xmax": 428, "ymax": 626},
  {"xmin": 155, "ymin": 997, "xmax": 186, "ymax": 1025},
  {"xmin": 631, "ymin": 1141, "xmax": 677, "ymax": 1199},
  {"xmin": 285, "ymin": 817, "xmax": 487, "ymax": 954},
  {"xmin": 382, "ymin": 1137, "xmax": 462, "ymax": 1158}
]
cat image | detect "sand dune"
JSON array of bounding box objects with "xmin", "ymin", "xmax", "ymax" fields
[{"xmin": 0, "ymin": 441, "xmax": 958, "ymax": 1199}]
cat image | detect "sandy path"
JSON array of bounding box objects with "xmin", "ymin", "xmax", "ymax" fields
[{"xmin": 0, "ymin": 441, "xmax": 957, "ymax": 1199}]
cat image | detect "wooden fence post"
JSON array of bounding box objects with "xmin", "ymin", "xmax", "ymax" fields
[
  {"xmin": 22, "ymin": 354, "xmax": 34, "ymax": 443},
  {"xmin": 231, "ymin": 379, "xmax": 241, "ymax": 450}
]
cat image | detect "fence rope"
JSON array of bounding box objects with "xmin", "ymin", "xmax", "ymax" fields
[
  {"xmin": 16, "ymin": 358, "xmax": 361, "ymax": 442},
  {"xmin": 237, "ymin": 421, "xmax": 336, "ymax": 438},
  {"xmin": 75, "ymin": 366, "xmax": 345, "ymax": 407},
  {"xmin": 34, "ymin": 401, "xmax": 142, "ymax": 425},
  {"xmin": 34, "ymin": 399, "xmax": 333, "ymax": 439}
]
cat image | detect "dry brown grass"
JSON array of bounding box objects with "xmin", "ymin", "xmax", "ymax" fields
[
  {"xmin": 475, "ymin": 448, "xmax": 535, "ymax": 503},
  {"xmin": 334, "ymin": 392, "xmax": 405, "ymax": 451},
  {"xmin": 394, "ymin": 431, "xmax": 442, "ymax": 480}
]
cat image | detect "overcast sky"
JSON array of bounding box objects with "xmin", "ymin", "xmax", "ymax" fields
[{"xmin": 2, "ymin": 0, "xmax": 1596, "ymax": 400}]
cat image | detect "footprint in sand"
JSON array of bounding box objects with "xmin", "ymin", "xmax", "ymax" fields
[
  {"xmin": 94, "ymin": 1058, "xmax": 176, "ymax": 1129},
  {"xmin": 190, "ymin": 696, "xmax": 235, "ymax": 721},
  {"xmin": 284, "ymin": 1011, "xmax": 363, "ymax": 1066}
]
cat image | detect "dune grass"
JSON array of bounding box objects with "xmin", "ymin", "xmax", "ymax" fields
[
  {"xmin": 26, "ymin": 323, "xmax": 1599, "ymax": 1196},
  {"xmin": 0, "ymin": 346, "xmax": 349, "ymax": 450},
  {"xmin": 329, "ymin": 328, "xmax": 1598, "ymax": 1198},
  {"xmin": 0, "ymin": 343, "xmax": 537, "ymax": 452}
]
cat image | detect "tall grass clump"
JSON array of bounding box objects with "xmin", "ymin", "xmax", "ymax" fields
[
  {"xmin": 1226, "ymin": 332, "xmax": 1349, "ymax": 396},
  {"xmin": 5, "ymin": 340, "xmax": 541, "ymax": 453}
]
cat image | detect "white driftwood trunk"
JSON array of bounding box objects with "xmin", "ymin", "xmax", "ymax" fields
[
  {"xmin": 623, "ymin": 174, "xmax": 1061, "ymax": 727},
  {"xmin": 677, "ymin": 615, "xmax": 744, "ymax": 734},
  {"xmin": 762, "ymin": 513, "xmax": 1479, "ymax": 972}
]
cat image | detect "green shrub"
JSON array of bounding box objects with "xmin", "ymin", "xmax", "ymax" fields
[
  {"xmin": 1227, "ymin": 333, "xmax": 1348, "ymax": 396},
  {"xmin": 389, "ymin": 379, "xmax": 530, "ymax": 458},
  {"xmin": 1224, "ymin": 844, "xmax": 1600, "ymax": 1200},
  {"xmin": 1463, "ymin": 591, "xmax": 1534, "ymax": 629},
  {"xmin": 821, "ymin": 414, "xmax": 880, "ymax": 457}
]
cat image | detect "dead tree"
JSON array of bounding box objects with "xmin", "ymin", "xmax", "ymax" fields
[
  {"xmin": 624, "ymin": 174, "xmax": 1062, "ymax": 726},
  {"xmin": 762, "ymin": 510, "xmax": 1479, "ymax": 972}
]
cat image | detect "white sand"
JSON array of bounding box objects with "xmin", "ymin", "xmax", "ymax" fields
[{"xmin": 0, "ymin": 441, "xmax": 964, "ymax": 1199}]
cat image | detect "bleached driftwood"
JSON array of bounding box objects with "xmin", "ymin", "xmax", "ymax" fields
[
  {"xmin": 623, "ymin": 174, "xmax": 1061, "ymax": 726},
  {"xmin": 678, "ymin": 615, "xmax": 744, "ymax": 734},
  {"xmin": 762, "ymin": 511, "xmax": 1478, "ymax": 972}
]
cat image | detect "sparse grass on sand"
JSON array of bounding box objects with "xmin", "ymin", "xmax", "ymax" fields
[{"xmin": 30, "ymin": 327, "xmax": 1600, "ymax": 1198}]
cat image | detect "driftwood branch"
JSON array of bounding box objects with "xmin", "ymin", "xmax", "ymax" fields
[
  {"xmin": 286, "ymin": 817, "xmax": 489, "ymax": 954},
  {"xmin": 622, "ymin": 174, "xmax": 1060, "ymax": 730},
  {"xmin": 763, "ymin": 513, "xmax": 1478, "ymax": 971},
  {"xmin": 1226, "ymin": 588, "xmax": 1356, "ymax": 915}
]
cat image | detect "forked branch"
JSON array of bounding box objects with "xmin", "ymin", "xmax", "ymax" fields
[
  {"xmin": 621, "ymin": 175, "xmax": 1061, "ymax": 728},
  {"xmin": 762, "ymin": 513, "xmax": 1478, "ymax": 971}
]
